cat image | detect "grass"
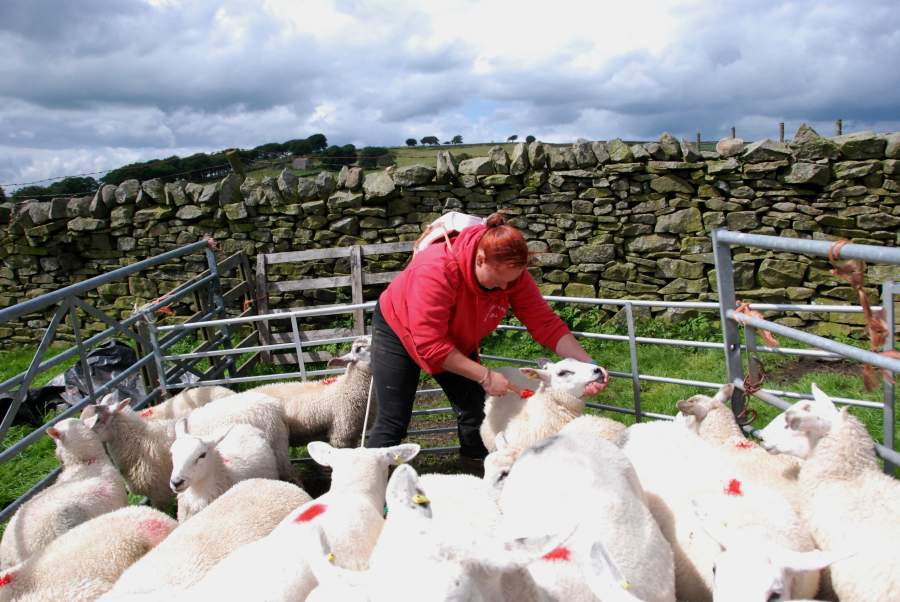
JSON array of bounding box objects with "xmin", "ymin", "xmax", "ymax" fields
[{"xmin": 1, "ymin": 314, "xmax": 896, "ymax": 535}]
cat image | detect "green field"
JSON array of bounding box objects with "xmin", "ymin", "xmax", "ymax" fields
[{"xmin": 2, "ymin": 312, "xmax": 896, "ymax": 535}]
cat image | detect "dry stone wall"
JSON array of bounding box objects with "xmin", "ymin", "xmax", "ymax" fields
[{"xmin": 2, "ymin": 124, "xmax": 900, "ymax": 347}]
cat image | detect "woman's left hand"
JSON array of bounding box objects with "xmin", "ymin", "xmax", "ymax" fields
[{"xmin": 583, "ymin": 366, "xmax": 609, "ymax": 396}]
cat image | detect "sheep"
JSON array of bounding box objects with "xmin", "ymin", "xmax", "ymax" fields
[
  {"xmin": 619, "ymin": 419, "xmax": 821, "ymax": 602},
  {"xmin": 480, "ymin": 358, "xmax": 608, "ymax": 452},
  {"xmin": 168, "ymin": 418, "xmax": 278, "ymax": 521},
  {"xmin": 250, "ymin": 335, "xmax": 375, "ymax": 447},
  {"xmin": 179, "ymin": 441, "xmax": 420, "ymax": 601},
  {"xmin": 0, "ymin": 417, "xmax": 128, "ymax": 568},
  {"xmin": 135, "ymin": 385, "xmax": 234, "ymax": 420},
  {"xmin": 497, "ymin": 420, "xmax": 676, "ymax": 602},
  {"xmin": 98, "ymin": 478, "xmax": 310, "ymax": 600},
  {"xmin": 415, "ymin": 472, "xmax": 502, "ymax": 549},
  {"xmin": 0, "ymin": 506, "xmax": 176, "ymax": 602},
  {"xmin": 83, "ymin": 390, "xmax": 295, "ymax": 508},
  {"xmin": 676, "ymin": 383, "xmax": 803, "ymax": 510},
  {"xmin": 765, "ymin": 383, "xmax": 900, "ymax": 602}
]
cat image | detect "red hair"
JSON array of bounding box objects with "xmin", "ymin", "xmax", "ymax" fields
[{"xmin": 477, "ymin": 213, "xmax": 529, "ymax": 268}]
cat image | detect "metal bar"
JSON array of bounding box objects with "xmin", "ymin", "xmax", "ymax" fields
[
  {"xmin": 0, "ymin": 467, "xmax": 62, "ymax": 523},
  {"xmin": 71, "ymin": 297, "xmax": 149, "ymax": 348},
  {"xmin": 544, "ymin": 296, "xmax": 877, "ymax": 313},
  {"xmin": 0, "ymin": 239, "xmax": 212, "ymax": 322},
  {"xmin": 625, "ymin": 302, "xmax": 643, "ymax": 422},
  {"xmin": 0, "ymin": 303, "xmax": 67, "ymax": 443},
  {"xmin": 727, "ymin": 311, "xmax": 900, "ymax": 374},
  {"xmin": 713, "ymin": 229, "xmax": 747, "ymax": 415},
  {"xmin": 407, "ymin": 427, "xmax": 457, "ymax": 436},
  {"xmin": 68, "ymin": 299, "xmax": 96, "ymax": 404},
  {"xmin": 157, "ymin": 310, "xmax": 217, "ymax": 351},
  {"xmin": 204, "ymin": 245, "xmax": 236, "ymax": 378},
  {"xmin": 163, "ymin": 341, "xmax": 296, "ymax": 361},
  {"xmin": 412, "ymin": 407, "xmax": 454, "ymax": 416},
  {"xmin": 183, "ymin": 368, "xmax": 344, "ymax": 387},
  {"xmin": 156, "ymin": 301, "xmax": 377, "ymax": 331},
  {"xmin": 0, "ymin": 397, "xmax": 93, "ymax": 464},
  {"xmin": 290, "ymin": 316, "xmax": 308, "ymax": 381},
  {"xmin": 163, "ymin": 333, "xmax": 229, "ymax": 383},
  {"xmin": 714, "ymin": 229, "xmax": 900, "ymax": 265},
  {"xmin": 883, "ymin": 281, "xmax": 897, "ymax": 474},
  {"xmin": 144, "ymin": 317, "xmax": 169, "ymax": 397}
]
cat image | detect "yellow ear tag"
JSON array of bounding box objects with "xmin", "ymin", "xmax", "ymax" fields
[
  {"xmin": 393, "ymin": 454, "xmax": 402, "ymax": 463},
  {"xmin": 620, "ymin": 579, "xmax": 631, "ymax": 590},
  {"xmin": 326, "ymin": 553, "xmax": 336, "ymax": 563},
  {"xmin": 413, "ymin": 494, "xmax": 430, "ymax": 505}
]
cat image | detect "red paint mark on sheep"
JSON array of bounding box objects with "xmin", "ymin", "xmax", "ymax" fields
[
  {"xmin": 0, "ymin": 572, "xmax": 14, "ymax": 587},
  {"xmin": 140, "ymin": 408, "xmax": 154, "ymax": 418},
  {"xmin": 138, "ymin": 519, "xmax": 173, "ymax": 543},
  {"xmin": 542, "ymin": 546, "xmax": 571, "ymax": 561},
  {"xmin": 735, "ymin": 440, "xmax": 755, "ymax": 450},
  {"xmin": 322, "ymin": 377, "xmax": 337, "ymax": 385},
  {"xmin": 520, "ymin": 389, "xmax": 535, "ymax": 399},
  {"xmin": 295, "ymin": 503, "xmax": 327, "ymax": 523},
  {"xmin": 724, "ymin": 479, "xmax": 743, "ymax": 496}
]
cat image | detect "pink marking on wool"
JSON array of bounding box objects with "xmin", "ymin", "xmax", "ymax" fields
[
  {"xmin": 140, "ymin": 408, "xmax": 154, "ymax": 418},
  {"xmin": 321, "ymin": 377, "xmax": 337, "ymax": 385},
  {"xmin": 541, "ymin": 546, "xmax": 571, "ymax": 562},
  {"xmin": 735, "ymin": 440, "xmax": 755, "ymax": 450},
  {"xmin": 85, "ymin": 458, "xmax": 97, "ymax": 465},
  {"xmin": 138, "ymin": 519, "xmax": 173, "ymax": 544},
  {"xmin": 0, "ymin": 572, "xmax": 16, "ymax": 587},
  {"xmin": 295, "ymin": 503, "xmax": 327, "ymax": 523},
  {"xmin": 222, "ymin": 458, "xmax": 231, "ymax": 465},
  {"xmin": 520, "ymin": 389, "xmax": 535, "ymax": 399},
  {"xmin": 724, "ymin": 479, "xmax": 743, "ymax": 496}
]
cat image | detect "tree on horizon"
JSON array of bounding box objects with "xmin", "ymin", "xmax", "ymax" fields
[
  {"xmin": 405, "ymin": 138, "xmax": 417, "ymax": 146},
  {"xmin": 451, "ymin": 134, "xmax": 463, "ymax": 144}
]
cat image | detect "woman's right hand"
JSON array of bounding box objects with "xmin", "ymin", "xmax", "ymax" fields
[{"xmin": 483, "ymin": 370, "xmax": 520, "ymax": 397}]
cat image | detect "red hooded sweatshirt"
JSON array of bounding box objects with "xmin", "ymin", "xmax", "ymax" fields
[{"xmin": 378, "ymin": 224, "xmax": 571, "ymax": 374}]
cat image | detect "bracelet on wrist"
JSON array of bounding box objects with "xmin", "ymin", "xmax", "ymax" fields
[{"xmin": 477, "ymin": 367, "xmax": 491, "ymax": 386}]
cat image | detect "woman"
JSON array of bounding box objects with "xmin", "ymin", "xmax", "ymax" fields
[{"xmin": 366, "ymin": 212, "xmax": 608, "ymax": 461}]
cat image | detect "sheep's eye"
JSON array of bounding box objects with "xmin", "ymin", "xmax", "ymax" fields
[
  {"xmin": 557, "ymin": 369, "xmax": 573, "ymax": 377},
  {"xmin": 766, "ymin": 594, "xmax": 781, "ymax": 602},
  {"xmin": 498, "ymin": 470, "xmax": 510, "ymax": 482},
  {"xmin": 197, "ymin": 452, "xmax": 207, "ymax": 460},
  {"xmin": 711, "ymin": 564, "xmax": 717, "ymax": 576}
]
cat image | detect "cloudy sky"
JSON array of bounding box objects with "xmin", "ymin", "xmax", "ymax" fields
[{"xmin": 2, "ymin": 0, "xmax": 899, "ymax": 191}]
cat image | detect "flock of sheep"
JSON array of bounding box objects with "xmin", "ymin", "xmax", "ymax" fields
[{"xmin": 0, "ymin": 336, "xmax": 897, "ymax": 601}]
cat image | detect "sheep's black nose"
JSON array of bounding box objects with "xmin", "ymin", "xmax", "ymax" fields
[{"xmin": 170, "ymin": 478, "xmax": 185, "ymax": 492}]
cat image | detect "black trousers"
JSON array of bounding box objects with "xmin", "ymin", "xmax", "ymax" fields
[{"xmin": 366, "ymin": 303, "xmax": 489, "ymax": 459}]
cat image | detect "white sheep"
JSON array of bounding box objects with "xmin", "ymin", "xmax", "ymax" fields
[
  {"xmin": 135, "ymin": 385, "xmax": 234, "ymax": 420},
  {"xmin": 676, "ymin": 383, "xmax": 803, "ymax": 510},
  {"xmin": 98, "ymin": 478, "xmax": 310, "ymax": 600},
  {"xmin": 168, "ymin": 418, "xmax": 278, "ymax": 521},
  {"xmin": 0, "ymin": 506, "xmax": 176, "ymax": 602},
  {"xmin": 497, "ymin": 420, "xmax": 676, "ymax": 602},
  {"xmin": 480, "ymin": 358, "xmax": 608, "ymax": 452},
  {"xmin": 620, "ymin": 419, "xmax": 821, "ymax": 602},
  {"xmin": 251, "ymin": 335, "xmax": 375, "ymax": 447},
  {"xmin": 763, "ymin": 383, "xmax": 900, "ymax": 602},
  {"xmin": 1, "ymin": 417, "xmax": 128, "ymax": 568},
  {"xmin": 180, "ymin": 442, "xmax": 421, "ymax": 601},
  {"xmin": 83, "ymin": 390, "xmax": 295, "ymax": 508}
]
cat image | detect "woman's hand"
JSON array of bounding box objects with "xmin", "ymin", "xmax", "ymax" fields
[
  {"xmin": 482, "ymin": 369, "xmax": 520, "ymax": 397},
  {"xmin": 583, "ymin": 366, "xmax": 610, "ymax": 396}
]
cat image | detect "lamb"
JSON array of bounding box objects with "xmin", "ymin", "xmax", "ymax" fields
[
  {"xmin": 676, "ymin": 383, "xmax": 803, "ymax": 510},
  {"xmin": 619, "ymin": 419, "xmax": 821, "ymax": 602},
  {"xmin": 0, "ymin": 506, "xmax": 176, "ymax": 602},
  {"xmin": 251, "ymin": 336, "xmax": 375, "ymax": 447},
  {"xmin": 135, "ymin": 385, "xmax": 234, "ymax": 420},
  {"xmin": 168, "ymin": 418, "xmax": 278, "ymax": 521},
  {"xmin": 480, "ymin": 358, "xmax": 608, "ymax": 452},
  {"xmin": 0, "ymin": 417, "xmax": 128, "ymax": 568},
  {"xmin": 415, "ymin": 472, "xmax": 502, "ymax": 549},
  {"xmin": 83, "ymin": 390, "xmax": 295, "ymax": 508},
  {"xmin": 763, "ymin": 383, "xmax": 900, "ymax": 602},
  {"xmin": 98, "ymin": 478, "xmax": 310, "ymax": 600},
  {"xmin": 179, "ymin": 442, "xmax": 420, "ymax": 601},
  {"xmin": 497, "ymin": 419, "xmax": 676, "ymax": 602}
]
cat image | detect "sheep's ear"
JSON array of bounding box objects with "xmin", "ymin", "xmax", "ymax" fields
[
  {"xmin": 535, "ymin": 357, "xmax": 552, "ymax": 369},
  {"xmin": 385, "ymin": 464, "xmax": 430, "ymax": 518},
  {"xmin": 100, "ymin": 392, "xmax": 118, "ymax": 405},
  {"xmin": 82, "ymin": 413, "xmax": 99, "ymax": 430},
  {"xmin": 691, "ymin": 499, "xmax": 730, "ymax": 551},
  {"xmin": 47, "ymin": 426, "xmax": 61, "ymax": 440},
  {"xmin": 586, "ymin": 539, "xmax": 633, "ymax": 596},
  {"xmin": 712, "ymin": 383, "xmax": 734, "ymax": 405},
  {"xmin": 775, "ymin": 548, "xmax": 848, "ymax": 573},
  {"xmin": 210, "ymin": 425, "xmax": 233, "ymax": 448},
  {"xmin": 676, "ymin": 396, "xmax": 709, "ymax": 420},
  {"xmin": 495, "ymin": 431, "xmax": 509, "ymax": 450},
  {"xmin": 384, "ymin": 443, "xmax": 420, "ymax": 465},
  {"xmin": 520, "ymin": 367, "xmax": 549, "ymax": 382},
  {"xmin": 306, "ymin": 441, "xmax": 334, "ymax": 466},
  {"xmin": 112, "ymin": 398, "xmax": 131, "ymax": 413},
  {"xmin": 810, "ymin": 383, "xmax": 838, "ymax": 413},
  {"xmin": 175, "ymin": 418, "xmax": 189, "ymax": 438}
]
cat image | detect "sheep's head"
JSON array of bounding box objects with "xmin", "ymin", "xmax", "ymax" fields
[
  {"xmin": 759, "ymin": 383, "xmax": 839, "ymax": 459},
  {"xmin": 47, "ymin": 417, "xmax": 104, "ymax": 465},
  {"xmin": 327, "ymin": 336, "xmax": 372, "ymax": 369},
  {"xmin": 676, "ymin": 383, "xmax": 734, "ymax": 422},
  {"xmin": 483, "ymin": 432, "xmax": 521, "ymax": 493},
  {"xmin": 307, "ymin": 440, "xmax": 420, "ymax": 499},
  {"xmin": 519, "ymin": 358, "xmax": 608, "ymax": 399},
  {"xmin": 81, "ymin": 398, "xmax": 132, "ymax": 442},
  {"xmin": 168, "ymin": 419, "xmax": 231, "ymax": 493}
]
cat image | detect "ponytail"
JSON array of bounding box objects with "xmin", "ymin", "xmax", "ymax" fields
[{"xmin": 477, "ymin": 212, "xmax": 529, "ymax": 268}]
